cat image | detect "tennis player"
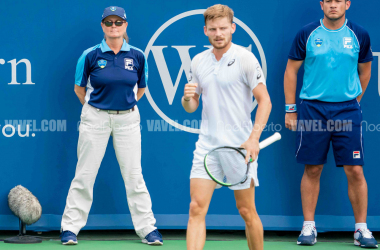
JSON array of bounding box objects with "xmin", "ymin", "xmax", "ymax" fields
[
  {"xmin": 60, "ymin": 6, "xmax": 162, "ymax": 246},
  {"xmin": 182, "ymin": 4, "xmax": 271, "ymax": 250},
  {"xmin": 284, "ymin": 0, "xmax": 377, "ymax": 247}
]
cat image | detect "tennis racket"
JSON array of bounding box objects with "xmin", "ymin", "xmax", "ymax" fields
[{"xmin": 204, "ymin": 132, "xmax": 281, "ymax": 187}]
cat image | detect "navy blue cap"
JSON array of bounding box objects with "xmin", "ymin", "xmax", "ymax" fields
[{"xmin": 102, "ymin": 6, "xmax": 127, "ymax": 21}]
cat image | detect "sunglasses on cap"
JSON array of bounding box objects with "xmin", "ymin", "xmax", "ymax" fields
[{"xmin": 103, "ymin": 20, "xmax": 125, "ymax": 27}]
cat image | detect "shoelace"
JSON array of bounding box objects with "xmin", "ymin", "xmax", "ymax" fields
[
  {"xmin": 301, "ymin": 224, "xmax": 315, "ymax": 237},
  {"xmin": 147, "ymin": 230, "xmax": 162, "ymax": 239},
  {"xmin": 359, "ymin": 229, "xmax": 374, "ymax": 239},
  {"xmin": 60, "ymin": 231, "xmax": 76, "ymax": 238}
]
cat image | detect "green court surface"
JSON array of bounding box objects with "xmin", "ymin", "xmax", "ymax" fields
[
  {"xmin": 0, "ymin": 230, "xmax": 375, "ymax": 250},
  {"xmin": 0, "ymin": 241, "xmax": 362, "ymax": 250}
]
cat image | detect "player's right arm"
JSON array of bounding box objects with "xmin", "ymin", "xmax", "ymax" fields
[
  {"xmin": 284, "ymin": 59, "xmax": 303, "ymax": 131},
  {"xmin": 182, "ymin": 84, "xmax": 199, "ymax": 113},
  {"xmin": 284, "ymin": 24, "xmax": 312, "ymax": 131},
  {"xmin": 74, "ymin": 85, "xmax": 86, "ymax": 105},
  {"xmin": 182, "ymin": 55, "xmax": 201, "ymax": 113}
]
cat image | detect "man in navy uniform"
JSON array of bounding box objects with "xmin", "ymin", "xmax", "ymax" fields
[{"xmin": 284, "ymin": 0, "xmax": 377, "ymax": 248}]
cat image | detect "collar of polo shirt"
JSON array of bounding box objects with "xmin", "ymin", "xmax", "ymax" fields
[
  {"xmin": 210, "ymin": 43, "xmax": 234, "ymax": 61},
  {"xmin": 100, "ymin": 39, "xmax": 130, "ymax": 53}
]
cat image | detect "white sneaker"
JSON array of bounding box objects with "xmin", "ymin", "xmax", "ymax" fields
[
  {"xmin": 354, "ymin": 228, "xmax": 378, "ymax": 248},
  {"xmin": 297, "ymin": 224, "xmax": 317, "ymax": 245}
]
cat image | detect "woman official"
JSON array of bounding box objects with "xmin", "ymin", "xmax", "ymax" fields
[{"xmin": 60, "ymin": 6, "xmax": 162, "ymax": 246}]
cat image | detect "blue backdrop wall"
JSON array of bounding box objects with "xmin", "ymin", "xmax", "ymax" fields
[{"xmin": 0, "ymin": 0, "xmax": 379, "ymax": 232}]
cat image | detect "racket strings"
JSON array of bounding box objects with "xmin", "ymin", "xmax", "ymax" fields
[{"xmin": 206, "ymin": 148, "xmax": 248, "ymax": 185}]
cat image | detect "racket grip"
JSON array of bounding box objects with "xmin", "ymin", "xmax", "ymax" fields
[{"xmin": 259, "ymin": 132, "xmax": 281, "ymax": 149}]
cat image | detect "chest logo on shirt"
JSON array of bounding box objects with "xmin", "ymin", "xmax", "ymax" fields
[
  {"xmin": 315, "ymin": 38, "xmax": 323, "ymax": 47},
  {"xmin": 97, "ymin": 60, "xmax": 107, "ymax": 69},
  {"xmin": 124, "ymin": 58, "xmax": 134, "ymax": 70},
  {"xmin": 227, "ymin": 59, "xmax": 235, "ymax": 66},
  {"xmin": 343, "ymin": 37, "xmax": 353, "ymax": 49}
]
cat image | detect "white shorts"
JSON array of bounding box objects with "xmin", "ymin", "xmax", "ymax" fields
[{"xmin": 190, "ymin": 147, "xmax": 259, "ymax": 190}]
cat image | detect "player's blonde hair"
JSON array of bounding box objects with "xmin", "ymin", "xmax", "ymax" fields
[{"xmin": 203, "ymin": 4, "xmax": 234, "ymax": 25}]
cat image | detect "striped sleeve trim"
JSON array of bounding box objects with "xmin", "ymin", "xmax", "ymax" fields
[{"xmin": 75, "ymin": 44, "xmax": 100, "ymax": 86}]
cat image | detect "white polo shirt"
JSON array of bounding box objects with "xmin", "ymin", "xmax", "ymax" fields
[{"xmin": 189, "ymin": 43, "xmax": 266, "ymax": 150}]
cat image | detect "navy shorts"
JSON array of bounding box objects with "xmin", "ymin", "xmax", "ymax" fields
[{"xmin": 296, "ymin": 99, "xmax": 364, "ymax": 167}]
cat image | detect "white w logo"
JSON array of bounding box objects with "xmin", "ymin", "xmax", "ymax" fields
[
  {"xmin": 151, "ymin": 46, "xmax": 194, "ymax": 105},
  {"xmin": 144, "ymin": 9, "xmax": 266, "ymax": 133}
]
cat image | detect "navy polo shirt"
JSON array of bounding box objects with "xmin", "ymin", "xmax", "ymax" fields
[{"xmin": 75, "ymin": 39, "xmax": 147, "ymax": 110}]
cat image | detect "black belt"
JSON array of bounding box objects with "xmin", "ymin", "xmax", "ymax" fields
[{"xmin": 104, "ymin": 106, "xmax": 135, "ymax": 114}]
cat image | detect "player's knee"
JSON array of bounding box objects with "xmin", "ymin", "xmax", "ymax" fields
[
  {"xmin": 189, "ymin": 200, "xmax": 207, "ymax": 218},
  {"xmin": 346, "ymin": 166, "xmax": 365, "ymax": 181},
  {"xmin": 238, "ymin": 207, "xmax": 256, "ymax": 223},
  {"xmin": 305, "ymin": 165, "xmax": 323, "ymax": 178}
]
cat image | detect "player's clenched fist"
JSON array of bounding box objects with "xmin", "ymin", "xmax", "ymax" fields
[
  {"xmin": 285, "ymin": 112, "xmax": 297, "ymax": 131},
  {"xmin": 183, "ymin": 83, "xmax": 198, "ymax": 101}
]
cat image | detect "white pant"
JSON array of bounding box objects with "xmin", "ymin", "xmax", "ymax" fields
[{"xmin": 61, "ymin": 103, "xmax": 156, "ymax": 239}]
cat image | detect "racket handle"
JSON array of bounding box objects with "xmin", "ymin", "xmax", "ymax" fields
[{"xmin": 259, "ymin": 132, "xmax": 281, "ymax": 150}]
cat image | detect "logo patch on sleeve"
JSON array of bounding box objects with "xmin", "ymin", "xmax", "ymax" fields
[
  {"xmin": 256, "ymin": 64, "xmax": 263, "ymax": 80},
  {"xmin": 188, "ymin": 68, "xmax": 193, "ymax": 82},
  {"xmin": 353, "ymin": 151, "xmax": 361, "ymax": 159},
  {"xmin": 124, "ymin": 58, "xmax": 134, "ymax": 70},
  {"xmin": 97, "ymin": 60, "xmax": 107, "ymax": 68}
]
